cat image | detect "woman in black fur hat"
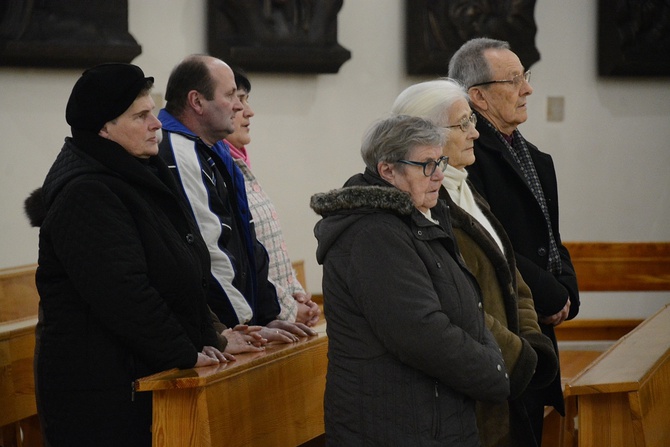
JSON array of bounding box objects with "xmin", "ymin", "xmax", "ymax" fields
[{"xmin": 24, "ymin": 63, "xmax": 227, "ymax": 447}]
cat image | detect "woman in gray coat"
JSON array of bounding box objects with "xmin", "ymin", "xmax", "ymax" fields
[{"xmin": 310, "ymin": 115, "xmax": 510, "ymax": 446}]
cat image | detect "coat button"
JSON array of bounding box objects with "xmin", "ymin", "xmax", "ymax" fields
[
  {"xmin": 497, "ymin": 364, "xmax": 502, "ymax": 372},
  {"xmin": 186, "ymin": 233, "xmax": 195, "ymax": 244},
  {"xmin": 417, "ymin": 230, "xmax": 423, "ymax": 236},
  {"xmin": 478, "ymin": 302, "xmax": 483, "ymax": 309},
  {"xmin": 537, "ymin": 247, "xmax": 547, "ymax": 256}
]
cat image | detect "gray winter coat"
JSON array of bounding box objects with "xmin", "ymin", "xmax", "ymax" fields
[{"xmin": 310, "ymin": 170, "xmax": 510, "ymax": 446}]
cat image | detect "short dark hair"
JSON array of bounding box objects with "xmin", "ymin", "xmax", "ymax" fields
[
  {"xmin": 165, "ymin": 55, "xmax": 216, "ymax": 116},
  {"xmin": 233, "ymin": 67, "xmax": 251, "ymax": 93}
]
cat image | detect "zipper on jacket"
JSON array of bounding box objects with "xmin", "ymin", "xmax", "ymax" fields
[{"xmin": 432, "ymin": 381, "xmax": 440, "ymax": 438}]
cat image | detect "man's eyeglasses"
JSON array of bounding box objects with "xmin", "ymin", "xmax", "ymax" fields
[
  {"xmin": 470, "ymin": 70, "xmax": 531, "ymax": 89},
  {"xmin": 445, "ymin": 112, "xmax": 477, "ymax": 133},
  {"xmin": 396, "ymin": 155, "xmax": 449, "ymax": 177}
]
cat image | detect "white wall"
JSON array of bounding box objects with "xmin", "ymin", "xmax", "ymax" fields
[{"xmin": 1, "ymin": 0, "xmax": 669, "ymax": 318}]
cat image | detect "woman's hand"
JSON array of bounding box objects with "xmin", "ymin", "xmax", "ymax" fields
[
  {"xmin": 195, "ymin": 345, "xmax": 233, "ymax": 367},
  {"xmin": 295, "ymin": 292, "xmax": 321, "ymax": 326},
  {"xmin": 223, "ymin": 325, "xmax": 267, "ymax": 354},
  {"xmin": 262, "ymin": 319, "xmax": 317, "ymax": 343}
]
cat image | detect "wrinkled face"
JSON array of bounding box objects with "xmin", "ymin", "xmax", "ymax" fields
[
  {"xmin": 442, "ymin": 98, "xmax": 479, "ymax": 170},
  {"xmin": 226, "ymin": 88, "xmax": 255, "ymax": 149},
  {"xmin": 200, "ymin": 61, "xmax": 243, "ymax": 144},
  {"xmin": 99, "ymin": 94, "xmax": 162, "ymax": 159},
  {"xmin": 381, "ymin": 144, "xmax": 445, "ymax": 214},
  {"xmin": 472, "ymin": 48, "xmax": 533, "ymax": 135}
]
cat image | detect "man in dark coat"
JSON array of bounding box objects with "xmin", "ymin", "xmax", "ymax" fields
[
  {"xmin": 449, "ymin": 38, "xmax": 580, "ymax": 445},
  {"xmin": 24, "ymin": 63, "xmax": 227, "ymax": 447}
]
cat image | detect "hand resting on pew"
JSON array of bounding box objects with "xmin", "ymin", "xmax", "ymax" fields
[
  {"xmin": 223, "ymin": 325, "xmax": 267, "ymax": 354},
  {"xmin": 196, "ymin": 346, "xmax": 231, "ymax": 366},
  {"xmin": 262, "ymin": 319, "xmax": 317, "ymax": 343}
]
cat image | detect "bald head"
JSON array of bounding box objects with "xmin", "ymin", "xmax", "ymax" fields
[{"xmin": 164, "ymin": 55, "xmax": 243, "ymax": 145}]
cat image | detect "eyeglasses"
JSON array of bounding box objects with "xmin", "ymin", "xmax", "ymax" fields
[
  {"xmin": 470, "ymin": 70, "xmax": 531, "ymax": 89},
  {"xmin": 396, "ymin": 155, "xmax": 449, "ymax": 177},
  {"xmin": 445, "ymin": 112, "xmax": 477, "ymax": 132}
]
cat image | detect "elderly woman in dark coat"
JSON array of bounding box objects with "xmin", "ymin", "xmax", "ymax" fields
[
  {"xmin": 392, "ymin": 79, "xmax": 558, "ymax": 446},
  {"xmin": 310, "ymin": 115, "xmax": 510, "ymax": 446},
  {"xmin": 24, "ymin": 63, "xmax": 227, "ymax": 447}
]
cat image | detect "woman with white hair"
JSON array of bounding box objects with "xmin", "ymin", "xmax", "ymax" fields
[{"xmin": 392, "ymin": 79, "xmax": 558, "ymax": 447}]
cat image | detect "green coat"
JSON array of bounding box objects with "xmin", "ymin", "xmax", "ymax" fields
[{"xmin": 440, "ymin": 183, "xmax": 558, "ymax": 447}]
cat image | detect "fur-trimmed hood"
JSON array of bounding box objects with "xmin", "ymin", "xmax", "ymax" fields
[
  {"xmin": 310, "ymin": 170, "xmax": 453, "ymax": 265},
  {"xmin": 310, "ymin": 184, "xmax": 415, "ymax": 218},
  {"xmin": 310, "ymin": 170, "xmax": 415, "ymax": 217},
  {"xmin": 310, "ymin": 175, "xmax": 415, "ymax": 264}
]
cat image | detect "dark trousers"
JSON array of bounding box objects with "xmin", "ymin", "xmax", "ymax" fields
[{"xmin": 521, "ymin": 390, "xmax": 546, "ymax": 446}]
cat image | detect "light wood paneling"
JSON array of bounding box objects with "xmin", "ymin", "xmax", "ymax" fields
[{"xmin": 564, "ymin": 242, "xmax": 670, "ymax": 291}]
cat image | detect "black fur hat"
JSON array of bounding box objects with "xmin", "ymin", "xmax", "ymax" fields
[{"xmin": 65, "ymin": 63, "xmax": 154, "ymax": 132}]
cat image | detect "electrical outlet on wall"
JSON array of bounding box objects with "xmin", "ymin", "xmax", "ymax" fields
[{"xmin": 547, "ymin": 96, "xmax": 565, "ymax": 122}]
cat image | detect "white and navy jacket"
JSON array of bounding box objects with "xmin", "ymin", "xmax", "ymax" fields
[{"xmin": 157, "ymin": 109, "xmax": 279, "ymax": 328}]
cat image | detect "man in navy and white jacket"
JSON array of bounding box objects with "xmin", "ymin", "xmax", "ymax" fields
[{"xmin": 158, "ymin": 54, "xmax": 315, "ymax": 342}]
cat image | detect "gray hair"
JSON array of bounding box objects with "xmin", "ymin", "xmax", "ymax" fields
[
  {"xmin": 448, "ymin": 38, "xmax": 510, "ymax": 90},
  {"xmin": 360, "ymin": 115, "xmax": 445, "ymax": 173},
  {"xmin": 391, "ymin": 78, "xmax": 468, "ymax": 137}
]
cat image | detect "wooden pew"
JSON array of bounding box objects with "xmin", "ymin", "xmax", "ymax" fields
[
  {"xmin": 135, "ymin": 321, "xmax": 328, "ymax": 447},
  {"xmin": 562, "ymin": 242, "xmax": 670, "ymax": 292},
  {"xmin": 555, "ymin": 242, "xmax": 670, "ymax": 342},
  {"xmin": 0, "ymin": 264, "xmax": 40, "ymax": 323},
  {"xmin": 563, "ymin": 304, "xmax": 670, "ymax": 447},
  {"xmin": 543, "ymin": 243, "xmax": 670, "ymax": 447},
  {"xmin": 0, "ymin": 261, "xmax": 317, "ymax": 447},
  {"xmin": 0, "ymin": 317, "xmax": 40, "ymax": 447},
  {"xmin": 0, "ymin": 264, "xmax": 41, "ymax": 447}
]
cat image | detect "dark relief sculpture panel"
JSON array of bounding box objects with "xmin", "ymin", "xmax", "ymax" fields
[
  {"xmin": 598, "ymin": 0, "xmax": 670, "ymax": 77},
  {"xmin": 207, "ymin": 0, "xmax": 351, "ymax": 74},
  {"xmin": 0, "ymin": 0, "xmax": 141, "ymax": 69},
  {"xmin": 406, "ymin": 0, "xmax": 541, "ymax": 76}
]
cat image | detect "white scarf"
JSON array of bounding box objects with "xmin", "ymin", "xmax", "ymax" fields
[
  {"xmin": 442, "ymin": 165, "xmax": 505, "ymax": 255},
  {"xmin": 420, "ymin": 209, "xmax": 440, "ymax": 225}
]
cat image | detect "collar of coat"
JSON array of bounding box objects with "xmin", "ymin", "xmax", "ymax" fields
[{"xmin": 310, "ymin": 169, "xmax": 416, "ymax": 217}]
